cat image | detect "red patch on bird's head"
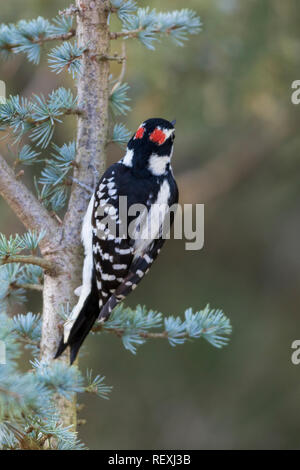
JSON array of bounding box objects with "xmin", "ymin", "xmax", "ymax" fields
[
  {"xmin": 135, "ymin": 126, "xmax": 145, "ymax": 139},
  {"xmin": 149, "ymin": 128, "xmax": 166, "ymax": 145}
]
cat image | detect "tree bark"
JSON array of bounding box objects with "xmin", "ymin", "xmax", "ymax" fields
[
  {"xmin": 39, "ymin": 0, "xmax": 111, "ymax": 431},
  {"xmin": 0, "ymin": 154, "xmax": 58, "ymax": 253},
  {"xmin": 63, "ymin": 0, "xmax": 110, "ymax": 247}
]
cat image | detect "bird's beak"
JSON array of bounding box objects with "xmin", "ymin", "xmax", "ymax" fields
[{"xmin": 171, "ymin": 119, "xmax": 176, "ymax": 126}]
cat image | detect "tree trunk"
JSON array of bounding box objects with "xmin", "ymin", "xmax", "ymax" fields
[
  {"xmin": 40, "ymin": 245, "xmax": 81, "ymax": 429},
  {"xmin": 39, "ymin": 0, "xmax": 110, "ymax": 431}
]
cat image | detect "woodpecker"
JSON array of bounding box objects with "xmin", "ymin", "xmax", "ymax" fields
[{"xmin": 55, "ymin": 118, "xmax": 178, "ymax": 364}]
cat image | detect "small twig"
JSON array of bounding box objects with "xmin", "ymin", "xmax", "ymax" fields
[
  {"xmin": 5, "ymin": 31, "xmax": 76, "ymax": 51},
  {"xmin": 68, "ymin": 176, "xmax": 93, "ymax": 195},
  {"xmin": 110, "ymin": 25, "xmax": 181, "ymax": 41},
  {"xmin": 50, "ymin": 211, "xmax": 63, "ymax": 225},
  {"xmin": 0, "ymin": 387, "xmax": 21, "ymax": 400},
  {"xmin": 110, "ymin": 27, "xmax": 143, "ymax": 40},
  {"xmin": 85, "ymin": 47, "xmax": 126, "ymax": 64},
  {"xmin": 37, "ymin": 31, "xmax": 76, "ymax": 43},
  {"xmin": 15, "ymin": 169, "xmax": 24, "ymax": 180},
  {"xmin": 11, "ymin": 282, "xmax": 43, "ymax": 292},
  {"xmin": 62, "ymin": 107, "xmax": 85, "ymax": 117},
  {"xmin": 93, "ymin": 326, "xmax": 215, "ymax": 342},
  {"xmin": 97, "ymin": 53, "xmax": 126, "ymax": 63},
  {"xmin": 59, "ymin": 4, "xmax": 79, "ymax": 17},
  {"xmin": 138, "ymin": 331, "xmax": 169, "ymax": 339},
  {"xmin": 110, "ymin": 42, "xmax": 127, "ymax": 96},
  {"xmin": 0, "ymin": 255, "xmax": 57, "ymax": 275},
  {"xmin": 118, "ymin": 42, "xmax": 127, "ymax": 83},
  {"xmin": 92, "ymin": 324, "xmax": 169, "ymax": 340},
  {"xmin": 14, "ymin": 336, "xmax": 39, "ymax": 348}
]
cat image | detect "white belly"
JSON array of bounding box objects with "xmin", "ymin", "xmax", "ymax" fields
[{"xmin": 133, "ymin": 179, "xmax": 170, "ymax": 257}]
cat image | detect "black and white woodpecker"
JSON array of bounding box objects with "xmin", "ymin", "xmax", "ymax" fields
[{"xmin": 55, "ymin": 118, "xmax": 178, "ymax": 364}]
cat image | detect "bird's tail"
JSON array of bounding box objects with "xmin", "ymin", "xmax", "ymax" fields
[{"xmin": 54, "ymin": 270, "xmax": 100, "ymax": 364}]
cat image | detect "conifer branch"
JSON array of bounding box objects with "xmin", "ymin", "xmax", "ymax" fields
[
  {"xmin": 0, "ymin": 255, "xmax": 56, "ymax": 275},
  {"xmin": 110, "ymin": 8, "xmax": 201, "ymax": 49},
  {"xmin": 90, "ymin": 304, "xmax": 232, "ymax": 354},
  {"xmin": 110, "ymin": 42, "xmax": 127, "ymax": 95},
  {"xmin": 0, "ymin": 16, "xmax": 76, "ymax": 63},
  {"xmin": 0, "ymin": 89, "xmax": 81, "ymax": 148}
]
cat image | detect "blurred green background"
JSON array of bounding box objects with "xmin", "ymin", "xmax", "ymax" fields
[{"xmin": 1, "ymin": 0, "xmax": 300, "ymax": 449}]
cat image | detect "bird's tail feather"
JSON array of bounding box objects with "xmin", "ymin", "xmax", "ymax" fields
[{"xmin": 54, "ymin": 269, "xmax": 100, "ymax": 364}]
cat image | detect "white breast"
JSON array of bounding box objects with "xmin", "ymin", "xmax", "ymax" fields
[
  {"xmin": 133, "ymin": 179, "xmax": 171, "ymax": 258},
  {"xmin": 148, "ymin": 154, "xmax": 170, "ymax": 176}
]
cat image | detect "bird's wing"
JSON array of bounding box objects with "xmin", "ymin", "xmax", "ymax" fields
[
  {"xmin": 98, "ymin": 237, "xmax": 166, "ymax": 320},
  {"xmin": 92, "ymin": 164, "xmax": 136, "ymax": 307},
  {"xmin": 96, "ymin": 171, "xmax": 179, "ymax": 320}
]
